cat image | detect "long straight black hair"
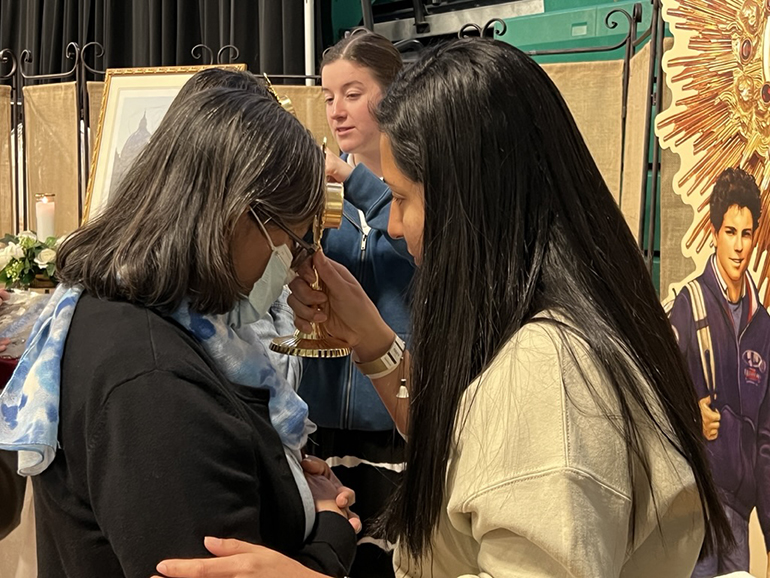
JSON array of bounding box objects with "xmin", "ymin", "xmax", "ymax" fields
[{"xmin": 376, "ymin": 39, "xmax": 731, "ymax": 563}]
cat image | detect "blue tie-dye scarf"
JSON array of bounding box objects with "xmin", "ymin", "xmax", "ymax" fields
[{"xmin": 0, "ymin": 284, "xmax": 315, "ymax": 475}]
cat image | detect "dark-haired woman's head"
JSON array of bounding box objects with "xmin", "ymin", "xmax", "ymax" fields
[
  {"xmin": 58, "ymin": 82, "xmax": 324, "ymax": 315},
  {"xmin": 376, "ymin": 38, "xmax": 730, "ymax": 565},
  {"xmin": 174, "ymin": 67, "xmax": 271, "ymax": 101},
  {"xmin": 321, "ymin": 29, "xmax": 402, "ymax": 158}
]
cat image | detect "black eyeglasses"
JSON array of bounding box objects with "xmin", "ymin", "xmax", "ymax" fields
[{"xmin": 249, "ymin": 207, "xmax": 316, "ymax": 270}]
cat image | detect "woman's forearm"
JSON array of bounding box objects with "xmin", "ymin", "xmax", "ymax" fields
[
  {"xmin": 352, "ymin": 326, "xmax": 411, "ymax": 436},
  {"xmin": 369, "ymin": 351, "xmax": 411, "ymax": 436}
]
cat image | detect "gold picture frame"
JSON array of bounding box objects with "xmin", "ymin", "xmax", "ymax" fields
[{"xmin": 83, "ymin": 64, "xmax": 246, "ymax": 222}]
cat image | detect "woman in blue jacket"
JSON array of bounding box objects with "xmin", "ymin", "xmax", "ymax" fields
[{"xmin": 300, "ymin": 29, "xmax": 415, "ymax": 578}]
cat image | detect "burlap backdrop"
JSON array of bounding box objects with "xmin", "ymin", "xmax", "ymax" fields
[
  {"xmin": 87, "ymin": 81, "xmax": 105, "ymax": 162},
  {"xmin": 278, "ymin": 85, "xmax": 338, "ymax": 154},
  {"xmin": 542, "ymin": 60, "xmax": 624, "ymax": 206},
  {"xmin": 23, "ymin": 82, "xmax": 79, "ymax": 236},
  {"xmin": 621, "ymin": 41, "xmax": 652, "ymax": 243},
  {"xmin": 15, "ymin": 70, "xmax": 647, "ymax": 243},
  {"xmin": 0, "ymin": 86, "xmax": 12, "ymax": 235},
  {"xmin": 658, "ymin": 37, "xmax": 694, "ymax": 300}
]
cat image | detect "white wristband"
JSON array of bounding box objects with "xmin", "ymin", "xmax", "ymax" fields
[{"xmin": 353, "ymin": 335, "xmax": 405, "ymax": 379}]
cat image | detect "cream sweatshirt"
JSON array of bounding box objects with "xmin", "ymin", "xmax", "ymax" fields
[{"xmin": 394, "ymin": 317, "xmax": 705, "ymax": 578}]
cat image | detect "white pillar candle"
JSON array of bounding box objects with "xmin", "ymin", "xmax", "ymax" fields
[{"xmin": 35, "ymin": 196, "xmax": 55, "ymax": 241}]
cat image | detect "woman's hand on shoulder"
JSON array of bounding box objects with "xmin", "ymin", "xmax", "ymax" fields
[
  {"xmin": 154, "ymin": 538, "xmax": 330, "ymax": 578},
  {"xmin": 325, "ymin": 150, "xmax": 353, "ymax": 183}
]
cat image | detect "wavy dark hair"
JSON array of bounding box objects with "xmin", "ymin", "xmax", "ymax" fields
[
  {"xmin": 376, "ymin": 39, "xmax": 732, "ymax": 564},
  {"xmin": 58, "ymin": 80, "xmax": 324, "ymax": 314}
]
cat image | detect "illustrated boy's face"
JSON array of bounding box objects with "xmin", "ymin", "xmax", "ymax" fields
[{"xmin": 713, "ymin": 204, "xmax": 756, "ymax": 283}]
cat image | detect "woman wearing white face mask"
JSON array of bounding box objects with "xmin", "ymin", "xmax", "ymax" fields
[
  {"xmin": 170, "ymin": 67, "xmax": 306, "ymax": 387},
  {"xmin": 240, "ymin": 209, "xmax": 313, "ymax": 319},
  {"xmin": 0, "ymin": 74, "xmax": 358, "ymax": 578}
]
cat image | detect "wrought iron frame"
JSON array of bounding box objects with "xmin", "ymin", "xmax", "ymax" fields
[
  {"xmin": 0, "ymin": 49, "xmax": 20, "ymax": 233},
  {"xmin": 0, "ymin": 42, "xmax": 108, "ymax": 231}
]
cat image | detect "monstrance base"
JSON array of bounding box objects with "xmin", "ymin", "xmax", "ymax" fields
[{"xmin": 270, "ymin": 333, "xmax": 350, "ymax": 358}]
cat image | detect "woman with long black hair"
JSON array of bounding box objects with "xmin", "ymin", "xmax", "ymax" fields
[{"xmin": 156, "ymin": 38, "xmax": 731, "ymax": 578}]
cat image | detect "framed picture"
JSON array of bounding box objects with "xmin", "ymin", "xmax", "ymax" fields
[{"xmin": 83, "ymin": 64, "xmax": 246, "ymax": 222}]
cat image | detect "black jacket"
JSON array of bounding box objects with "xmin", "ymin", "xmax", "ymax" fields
[{"xmin": 34, "ymin": 294, "xmax": 355, "ymax": 577}]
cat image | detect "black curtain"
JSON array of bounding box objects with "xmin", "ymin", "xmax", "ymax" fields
[{"xmin": 0, "ymin": 0, "xmax": 308, "ymax": 81}]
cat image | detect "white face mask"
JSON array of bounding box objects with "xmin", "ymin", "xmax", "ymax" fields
[
  {"xmin": 248, "ymin": 241, "xmax": 295, "ymax": 318},
  {"xmin": 227, "ymin": 211, "xmax": 297, "ymax": 328}
]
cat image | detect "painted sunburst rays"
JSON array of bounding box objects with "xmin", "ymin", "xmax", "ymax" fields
[{"xmin": 657, "ymin": 0, "xmax": 770, "ymax": 301}]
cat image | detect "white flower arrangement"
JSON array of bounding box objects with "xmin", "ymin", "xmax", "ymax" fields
[{"xmin": 0, "ymin": 231, "xmax": 59, "ymax": 288}]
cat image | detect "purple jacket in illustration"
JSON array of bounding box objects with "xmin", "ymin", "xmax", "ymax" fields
[{"xmin": 669, "ymin": 256, "xmax": 770, "ymax": 550}]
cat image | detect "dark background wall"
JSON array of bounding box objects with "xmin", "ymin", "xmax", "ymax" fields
[{"xmin": 0, "ymin": 0, "xmax": 328, "ymax": 80}]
